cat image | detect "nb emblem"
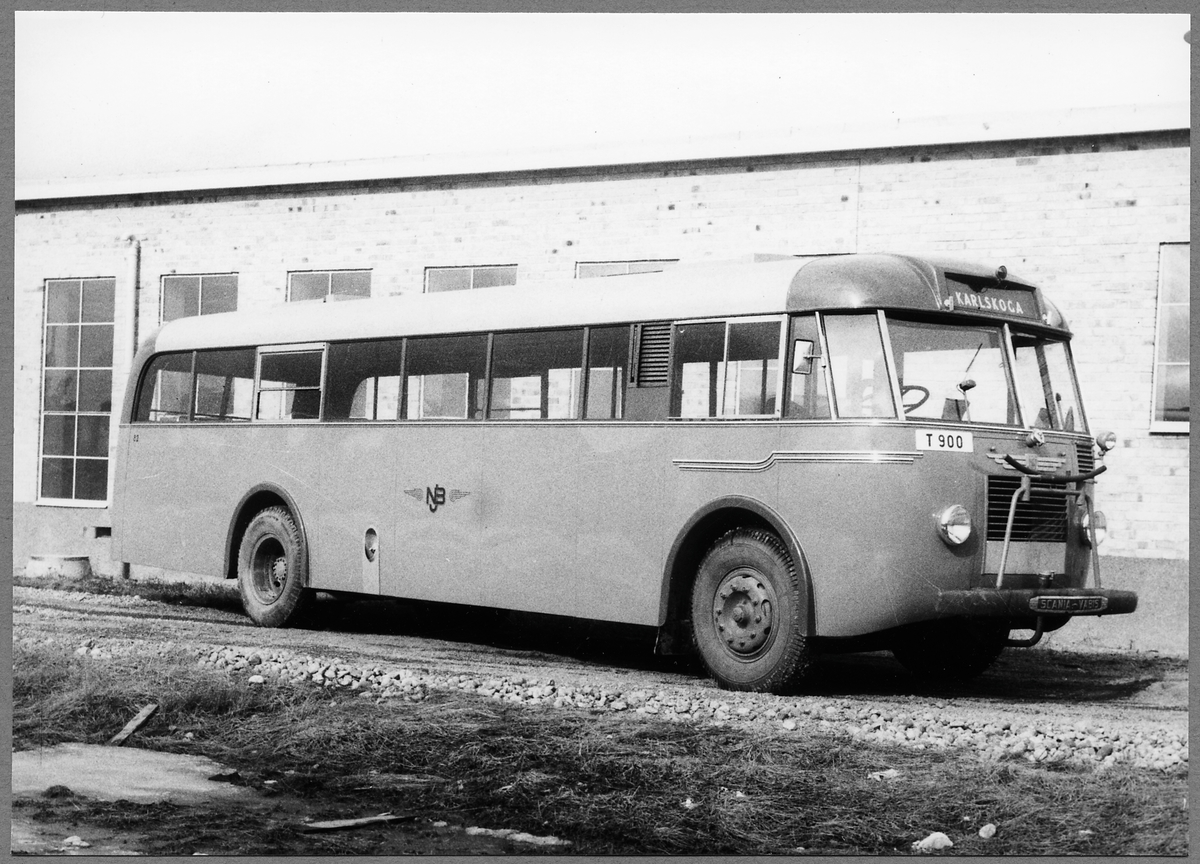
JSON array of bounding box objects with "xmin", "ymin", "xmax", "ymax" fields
[
  {"xmin": 426, "ymin": 485, "xmax": 446, "ymax": 513},
  {"xmin": 403, "ymin": 485, "xmax": 470, "ymax": 513}
]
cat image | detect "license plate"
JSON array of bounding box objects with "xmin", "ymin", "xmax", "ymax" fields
[
  {"xmin": 915, "ymin": 430, "xmax": 974, "ymax": 452},
  {"xmin": 1029, "ymin": 596, "xmax": 1108, "ymax": 613}
]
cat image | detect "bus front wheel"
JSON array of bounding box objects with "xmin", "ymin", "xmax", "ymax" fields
[
  {"xmin": 690, "ymin": 528, "xmax": 812, "ymax": 693},
  {"xmin": 237, "ymin": 506, "xmax": 311, "ymax": 627},
  {"xmin": 891, "ymin": 619, "xmax": 1008, "ymax": 681}
]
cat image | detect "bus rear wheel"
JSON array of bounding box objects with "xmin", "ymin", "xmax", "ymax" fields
[
  {"xmin": 690, "ymin": 528, "xmax": 812, "ymax": 693},
  {"xmin": 237, "ymin": 506, "xmax": 311, "ymax": 627},
  {"xmin": 891, "ymin": 619, "xmax": 1008, "ymax": 681}
]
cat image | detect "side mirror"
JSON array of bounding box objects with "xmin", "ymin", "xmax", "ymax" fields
[{"xmin": 792, "ymin": 340, "xmax": 816, "ymax": 375}]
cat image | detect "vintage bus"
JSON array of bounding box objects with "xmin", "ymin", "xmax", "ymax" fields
[{"xmin": 113, "ymin": 253, "xmax": 1137, "ymax": 693}]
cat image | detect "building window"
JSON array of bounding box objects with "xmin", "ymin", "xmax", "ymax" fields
[
  {"xmin": 41, "ymin": 278, "xmax": 115, "ymax": 502},
  {"xmin": 288, "ymin": 270, "xmax": 372, "ymax": 302},
  {"xmin": 425, "ymin": 265, "xmax": 517, "ymax": 293},
  {"xmin": 1151, "ymin": 242, "xmax": 1189, "ymax": 432},
  {"xmin": 161, "ymin": 273, "xmax": 238, "ymax": 322},
  {"xmin": 576, "ymin": 259, "xmax": 678, "ymax": 278}
]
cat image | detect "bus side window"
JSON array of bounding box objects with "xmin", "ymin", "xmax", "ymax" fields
[
  {"xmin": 822, "ymin": 314, "xmax": 896, "ymax": 419},
  {"xmin": 194, "ymin": 348, "xmax": 255, "ymax": 422},
  {"xmin": 585, "ymin": 325, "xmax": 629, "ymax": 419},
  {"xmin": 134, "ymin": 352, "xmax": 194, "ymax": 422},
  {"xmin": 489, "ymin": 329, "xmax": 584, "ymax": 420},
  {"xmin": 670, "ymin": 319, "xmax": 782, "ymax": 418},
  {"xmin": 404, "ymin": 334, "xmax": 488, "ymax": 420},
  {"xmin": 786, "ymin": 316, "xmax": 830, "ymax": 419},
  {"xmin": 325, "ymin": 340, "xmax": 403, "ymax": 420},
  {"xmin": 257, "ymin": 350, "xmax": 323, "ymax": 421}
]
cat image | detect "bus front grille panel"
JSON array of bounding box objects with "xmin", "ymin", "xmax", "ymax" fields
[
  {"xmin": 986, "ymin": 477, "xmax": 1069, "ymax": 543},
  {"xmin": 635, "ymin": 322, "xmax": 672, "ymax": 387},
  {"xmin": 1075, "ymin": 441, "xmax": 1095, "ymax": 473}
]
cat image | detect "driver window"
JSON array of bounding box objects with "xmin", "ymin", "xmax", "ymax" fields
[
  {"xmin": 822, "ymin": 314, "xmax": 896, "ymax": 419},
  {"xmin": 786, "ymin": 315, "xmax": 830, "ymax": 419}
]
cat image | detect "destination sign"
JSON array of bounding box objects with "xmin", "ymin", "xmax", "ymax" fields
[{"xmin": 944, "ymin": 287, "xmax": 1040, "ymax": 320}]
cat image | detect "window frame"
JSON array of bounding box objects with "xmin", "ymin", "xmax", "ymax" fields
[
  {"xmin": 254, "ymin": 343, "xmax": 328, "ymax": 422},
  {"xmin": 669, "ymin": 314, "xmax": 788, "ymax": 420},
  {"xmin": 160, "ymin": 272, "xmax": 239, "ymax": 323},
  {"xmin": 1150, "ymin": 242, "xmax": 1189, "ymax": 434},
  {"xmin": 286, "ymin": 269, "xmax": 373, "ymax": 303},
  {"xmin": 424, "ymin": 264, "xmax": 518, "ymax": 294},
  {"xmin": 575, "ymin": 259, "xmax": 679, "ymax": 279}
]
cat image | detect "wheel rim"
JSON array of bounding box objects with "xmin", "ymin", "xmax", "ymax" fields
[
  {"xmin": 711, "ymin": 566, "xmax": 778, "ymax": 661},
  {"xmin": 249, "ymin": 536, "xmax": 288, "ymax": 604}
]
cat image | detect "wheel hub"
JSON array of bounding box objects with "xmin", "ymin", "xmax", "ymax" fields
[{"xmin": 712, "ymin": 569, "xmax": 776, "ymax": 657}]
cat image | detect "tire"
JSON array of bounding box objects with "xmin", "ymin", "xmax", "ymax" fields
[
  {"xmin": 237, "ymin": 506, "xmax": 312, "ymax": 627},
  {"xmin": 690, "ymin": 528, "xmax": 812, "ymax": 693},
  {"xmin": 891, "ymin": 619, "xmax": 1008, "ymax": 681}
]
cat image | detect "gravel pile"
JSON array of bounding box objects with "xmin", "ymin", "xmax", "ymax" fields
[{"xmin": 189, "ymin": 645, "xmax": 1187, "ymax": 773}]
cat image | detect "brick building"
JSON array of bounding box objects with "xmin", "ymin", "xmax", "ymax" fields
[{"xmin": 14, "ymin": 105, "xmax": 1189, "ymax": 599}]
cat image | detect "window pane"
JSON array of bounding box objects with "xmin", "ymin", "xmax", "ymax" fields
[
  {"xmin": 426, "ymin": 268, "xmax": 473, "ymax": 293},
  {"xmin": 586, "ymin": 325, "xmax": 629, "ymax": 419},
  {"xmin": 577, "ymin": 263, "xmax": 626, "ymax": 278},
  {"xmin": 162, "ymin": 277, "xmax": 200, "ymax": 322},
  {"xmin": 79, "ymin": 324, "xmax": 114, "ymax": 367},
  {"xmin": 786, "ymin": 316, "xmax": 830, "ymax": 419},
  {"xmin": 326, "ymin": 340, "xmax": 404, "ymax": 420},
  {"xmin": 81, "ymin": 279, "xmax": 115, "ymax": 322},
  {"xmin": 136, "ymin": 353, "xmax": 193, "ymax": 422},
  {"xmin": 331, "ymin": 271, "xmax": 371, "ymax": 298},
  {"xmin": 823, "ymin": 315, "xmax": 896, "ymax": 418},
  {"xmin": 1155, "ymin": 364, "xmax": 1189, "ymax": 423},
  {"xmin": 78, "ymin": 370, "xmax": 113, "ymax": 412},
  {"xmin": 1012, "ymin": 337, "xmax": 1081, "ymax": 431},
  {"xmin": 289, "ymin": 272, "xmax": 329, "ymax": 302},
  {"xmin": 472, "ymin": 266, "xmax": 517, "ymax": 289},
  {"xmin": 44, "ymin": 370, "xmax": 78, "ymax": 412},
  {"xmin": 1160, "ymin": 244, "xmax": 1190, "ymax": 304},
  {"xmin": 42, "ymin": 414, "xmax": 76, "ymax": 456},
  {"xmin": 261, "ymin": 351, "xmax": 323, "ymax": 389},
  {"xmin": 201, "ymin": 274, "xmax": 239, "ymax": 314},
  {"xmin": 44, "ymin": 325, "xmax": 79, "ymax": 368},
  {"xmin": 46, "ymin": 280, "xmax": 81, "ymax": 323},
  {"xmin": 672, "ymin": 322, "xmax": 725, "ymax": 418},
  {"xmin": 405, "ymin": 334, "xmax": 487, "ymax": 418},
  {"xmin": 888, "ymin": 320, "xmax": 1011, "ymax": 424},
  {"xmin": 74, "ymin": 459, "xmax": 108, "ymax": 500},
  {"xmin": 195, "ymin": 349, "xmax": 255, "ymax": 421},
  {"xmin": 627, "ymin": 260, "xmax": 675, "ymax": 274},
  {"xmin": 489, "ymin": 329, "xmax": 583, "ymax": 420},
  {"xmin": 40, "ymin": 457, "xmax": 73, "ymax": 499},
  {"xmin": 1159, "ymin": 304, "xmax": 1189, "ymax": 364},
  {"xmin": 723, "ymin": 320, "xmax": 781, "ymax": 416},
  {"xmin": 76, "ymin": 415, "xmax": 110, "ymax": 457}
]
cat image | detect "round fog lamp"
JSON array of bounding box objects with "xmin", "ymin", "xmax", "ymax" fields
[
  {"xmin": 1080, "ymin": 510, "xmax": 1107, "ymax": 546},
  {"xmin": 1096, "ymin": 430, "xmax": 1117, "ymax": 452},
  {"xmin": 936, "ymin": 505, "xmax": 972, "ymax": 546}
]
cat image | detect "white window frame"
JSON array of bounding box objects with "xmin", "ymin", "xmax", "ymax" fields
[
  {"xmin": 575, "ymin": 259, "xmax": 679, "ymax": 278},
  {"xmin": 160, "ymin": 273, "xmax": 239, "ymax": 323},
  {"xmin": 424, "ymin": 264, "xmax": 518, "ymax": 293},
  {"xmin": 286, "ymin": 269, "xmax": 372, "ymax": 302},
  {"xmin": 254, "ymin": 343, "xmax": 328, "ymax": 423},
  {"xmin": 1150, "ymin": 242, "xmax": 1189, "ymax": 434}
]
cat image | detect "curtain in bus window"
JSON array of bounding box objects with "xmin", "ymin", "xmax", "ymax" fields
[
  {"xmin": 585, "ymin": 326, "xmax": 629, "ymax": 419},
  {"xmin": 404, "ymin": 334, "xmax": 488, "ymax": 420},
  {"xmin": 257, "ymin": 350, "xmax": 322, "ymax": 421},
  {"xmin": 489, "ymin": 329, "xmax": 583, "ymax": 420},
  {"xmin": 193, "ymin": 349, "xmax": 255, "ymax": 421},
  {"xmin": 135, "ymin": 352, "xmax": 193, "ymax": 422},
  {"xmin": 822, "ymin": 315, "xmax": 896, "ymax": 418},
  {"xmin": 325, "ymin": 340, "xmax": 403, "ymax": 420},
  {"xmin": 1011, "ymin": 336, "xmax": 1081, "ymax": 431},
  {"xmin": 786, "ymin": 316, "xmax": 831, "ymax": 419},
  {"xmin": 723, "ymin": 320, "xmax": 781, "ymax": 416},
  {"xmin": 887, "ymin": 320, "xmax": 1012, "ymax": 424}
]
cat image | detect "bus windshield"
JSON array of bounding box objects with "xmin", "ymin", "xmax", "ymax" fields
[{"xmin": 1010, "ymin": 333, "xmax": 1084, "ymax": 432}]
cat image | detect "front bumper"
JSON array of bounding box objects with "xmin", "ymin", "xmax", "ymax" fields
[{"xmin": 935, "ymin": 588, "xmax": 1138, "ymax": 619}]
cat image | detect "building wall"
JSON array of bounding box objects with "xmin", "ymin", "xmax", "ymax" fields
[{"xmin": 14, "ymin": 130, "xmax": 1189, "ymax": 572}]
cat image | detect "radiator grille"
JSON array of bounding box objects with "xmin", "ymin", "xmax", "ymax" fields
[
  {"xmin": 986, "ymin": 476, "xmax": 1069, "ymax": 542},
  {"xmin": 1075, "ymin": 441, "xmax": 1095, "ymax": 474},
  {"xmin": 634, "ymin": 322, "xmax": 672, "ymax": 387}
]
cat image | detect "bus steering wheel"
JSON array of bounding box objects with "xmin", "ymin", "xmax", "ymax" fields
[{"xmin": 900, "ymin": 384, "xmax": 930, "ymax": 413}]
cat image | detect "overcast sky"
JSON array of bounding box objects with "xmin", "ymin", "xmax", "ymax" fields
[{"xmin": 15, "ymin": 12, "xmax": 1191, "ymax": 183}]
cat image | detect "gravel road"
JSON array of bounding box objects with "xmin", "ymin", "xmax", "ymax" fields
[{"xmin": 14, "ymin": 585, "xmax": 1187, "ymax": 773}]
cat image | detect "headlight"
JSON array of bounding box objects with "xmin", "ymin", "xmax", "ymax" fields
[
  {"xmin": 1080, "ymin": 509, "xmax": 1107, "ymax": 546},
  {"xmin": 936, "ymin": 505, "xmax": 972, "ymax": 546},
  {"xmin": 1095, "ymin": 430, "xmax": 1117, "ymax": 452}
]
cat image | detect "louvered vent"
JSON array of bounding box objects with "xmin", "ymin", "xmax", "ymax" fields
[
  {"xmin": 1075, "ymin": 441, "xmax": 1095, "ymax": 474},
  {"xmin": 634, "ymin": 322, "xmax": 672, "ymax": 387},
  {"xmin": 986, "ymin": 477, "xmax": 1069, "ymax": 542}
]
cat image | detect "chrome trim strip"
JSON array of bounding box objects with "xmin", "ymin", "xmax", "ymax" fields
[{"xmin": 673, "ymin": 450, "xmax": 924, "ymax": 472}]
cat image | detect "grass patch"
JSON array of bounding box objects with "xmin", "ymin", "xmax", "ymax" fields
[
  {"xmin": 14, "ymin": 571, "xmax": 243, "ymax": 614},
  {"xmin": 12, "ymin": 640, "xmax": 1188, "ymax": 856}
]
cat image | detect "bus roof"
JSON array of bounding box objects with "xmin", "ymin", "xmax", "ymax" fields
[{"xmin": 151, "ymin": 253, "xmax": 1068, "ymax": 353}]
